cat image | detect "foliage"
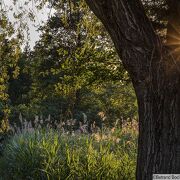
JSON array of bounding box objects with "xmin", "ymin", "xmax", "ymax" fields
[
  {"xmin": 31, "ymin": 1, "xmax": 123, "ymax": 97},
  {"xmin": 0, "ymin": 1, "xmax": 140, "ymax": 179},
  {"xmin": 1, "ymin": 0, "xmax": 137, "ymax": 128},
  {"xmin": 8, "ymin": 0, "xmax": 136, "ymax": 125},
  {"xmin": 0, "ymin": 7, "xmax": 21, "ymax": 131},
  {"xmin": 8, "ymin": 49, "xmax": 32, "ymax": 106},
  {"xmin": 142, "ymin": 0, "xmax": 168, "ymax": 39},
  {"xmin": 80, "ymin": 82, "xmax": 137, "ymax": 127},
  {"xmin": 0, "ymin": 127, "xmax": 137, "ymax": 180}
]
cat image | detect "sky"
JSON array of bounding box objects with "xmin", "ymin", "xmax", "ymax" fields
[{"xmin": 4, "ymin": 0, "xmax": 54, "ymax": 49}]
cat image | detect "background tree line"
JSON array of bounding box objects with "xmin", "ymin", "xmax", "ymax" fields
[{"xmin": 0, "ymin": 0, "xmax": 137, "ymax": 130}]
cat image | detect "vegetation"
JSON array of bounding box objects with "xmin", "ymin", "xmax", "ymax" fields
[
  {"xmin": 0, "ymin": 1, "xmax": 139, "ymax": 179},
  {"xmin": 0, "ymin": 122, "xmax": 137, "ymax": 180},
  {"xmin": 0, "ymin": 6, "xmax": 21, "ymax": 131},
  {"xmin": 2, "ymin": 0, "xmax": 178, "ymax": 179},
  {"xmin": 4, "ymin": 1, "xmax": 137, "ymax": 128}
]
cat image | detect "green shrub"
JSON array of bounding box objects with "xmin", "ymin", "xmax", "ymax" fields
[{"xmin": 0, "ymin": 130, "xmax": 136, "ymax": 180}]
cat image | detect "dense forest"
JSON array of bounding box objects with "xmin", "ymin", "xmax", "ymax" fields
[{"xmin": 0, "ymin": 0, "xmax": 180, "ymax": 179}]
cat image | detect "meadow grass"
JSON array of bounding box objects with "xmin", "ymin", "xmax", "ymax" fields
[{"xmin": 0, "ymin": 122, "xmax": 137, "ymax": 180}]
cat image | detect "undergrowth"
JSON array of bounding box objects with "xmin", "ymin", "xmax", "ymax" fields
[{"xmin": 0, "ymin": 126, "xmax": 137, "ymax": 180}]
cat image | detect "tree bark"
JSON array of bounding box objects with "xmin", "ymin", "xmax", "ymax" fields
[{"xmin": 85, "ymin": 0, "xmax": 180, "ymax": 179}]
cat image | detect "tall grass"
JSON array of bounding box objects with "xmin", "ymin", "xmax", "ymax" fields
[{"xmin": 0, "ymin": 127, "xmax": 137, "ymax": 180}]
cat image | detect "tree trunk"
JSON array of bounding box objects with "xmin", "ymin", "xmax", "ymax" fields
[{"xmin": 85, "ymin": 0, "xmax": 180, "ymax": 179}]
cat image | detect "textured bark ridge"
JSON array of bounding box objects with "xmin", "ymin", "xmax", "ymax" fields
[{"xmin": 85, "ymin": 0, "xmax": 180, "ymax": 179}]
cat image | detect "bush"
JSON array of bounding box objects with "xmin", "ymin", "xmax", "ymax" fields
[{"xmin": 0, "ymin": 129, "xmax": 136, "ymax": 180}]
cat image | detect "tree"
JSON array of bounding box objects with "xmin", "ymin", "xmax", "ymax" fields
[
  {"xmin": 85, "ymin": 0, "xmax": 180, "ymax": 179},
  {"xmin": 8, "ymin": 48, "xmax": 32, "ymax": 106},
  {"xmin": 29, "ymin": 1, "xmax": 128, "ymax": 121},
  {"xmin": 0, "ymin": 8, "xmax": 21, "ymax": 131}
]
